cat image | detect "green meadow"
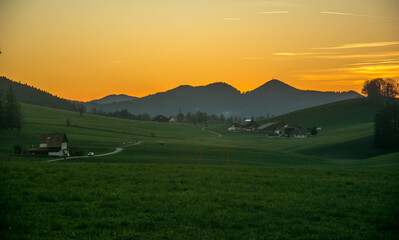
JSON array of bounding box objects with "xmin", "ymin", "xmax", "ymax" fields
[{"xmin": 1, "ymin": 99, "xmax": 399, "ymax": 239}]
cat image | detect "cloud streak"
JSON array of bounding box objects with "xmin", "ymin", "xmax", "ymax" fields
[
  {"xmin": 320, "ymin": 11, "xmax": 373, "ymax": 18},
  {"xmin": 223, "ymin": 18, "xmax": 241, "ymax": 21},
  {"xmin": 241, "ymin": 57, "xmax": 263, "ymax": 60},
  {"xmin": 261, "ymin": 11, "xmax": 289, "ymax": 14},
  {"xmin": 348, "ymin": 59, "xmax": 399, "ymax": 66},
  {"xmin": 314, "ymin": 52, "xmax": 399, "ymax": 59},
  {"xmin": 274, "ymin": 52, "xmax": 332, "ymax": 56},
  {"xmin": 314, "ymin": 41, "xmax": 399, "ymax": 50},
  {"xmin": 254, "ymin": 1, "xmax": 297, "ymax": 7}
]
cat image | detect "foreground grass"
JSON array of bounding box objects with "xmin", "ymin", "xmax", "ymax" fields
[{"xmin": 1, "ymin": 162, "xmax": 398, "ymax": 240}]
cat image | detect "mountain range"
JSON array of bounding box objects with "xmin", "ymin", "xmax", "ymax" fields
[
  {"xmin": 1, "ymin": 76, "xmax": 362, "ymax": 117},
  {"xmin": 86, "ymin": 80, "xmax": 362, "ymax": 117}
]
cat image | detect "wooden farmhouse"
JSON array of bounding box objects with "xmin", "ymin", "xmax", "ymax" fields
[
  {"xmin": 257, "ymin": 121, "xmax": 286, "ymax": 135},
  {"xmin": 228, "ymin": 119, "xmax": 259, "ymax": 131},
  {"xmin": 28, "ymin": 133, "xmax": 69, "ymax": 157}
]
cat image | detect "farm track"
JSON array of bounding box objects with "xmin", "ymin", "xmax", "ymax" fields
[
  {"xmin": 46, "ymin": 141, "xmax": 143, "ymax": 162},
  {"xmin": 202, "ymin": 127, "xmax": 223, "ymax": 139}
]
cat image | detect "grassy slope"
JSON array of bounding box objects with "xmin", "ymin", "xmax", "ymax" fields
[
  {"xmin": 267, "ymin": 98, "xmax": 380, "ymax": 129},
  {"xmin": 1, "ymin": 163, "xmax": 398, "ymax": 240},
  {"xmin": 0, "ymin": 103, "xmax": 215, "ymax": 158},
  {"xmin": 1, "ymin": 100, "xmax": 399, "ymax": 239},
  {"xmin": 209, "ymin": 98, "xmax": 396, "ymax": 162}
]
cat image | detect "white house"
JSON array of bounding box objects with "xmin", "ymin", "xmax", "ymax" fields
[{"xmin": 29, "ymin": 133, "xmax": 69, "ymax": 157}]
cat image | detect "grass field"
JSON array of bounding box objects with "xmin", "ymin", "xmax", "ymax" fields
[{"xmin": 1, "ymin": 100, "xmax": 399, "ymax": 239}]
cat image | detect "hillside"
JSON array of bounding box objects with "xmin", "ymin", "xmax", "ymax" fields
[
  {"xmin": 267, "ymin": 98, "xmax": 382, "ymax": 130},
  {"xmin": 0, "ymin": 76, "xmax": 78, "ymax": 111},
  {"xmin": 1, "ymin": 98, "xmax": 398, "ymax": 240},
  {"xmin": 265, "ymin": 98, "xmax": 391, "ymax": 159}
]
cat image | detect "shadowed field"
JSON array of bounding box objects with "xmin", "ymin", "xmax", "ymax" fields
[{"xmin": 1, "ymin": 100, "xmax": 399, "ymax": 239}]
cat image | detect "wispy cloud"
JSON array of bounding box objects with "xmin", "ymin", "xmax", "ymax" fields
[
  {"xmin": 275, "ymin": 51, "xmax": 399, "ymax": 59},
  {"xmin": 320, "ymin": 11, "xmax": 396, "ymax": 20},
  {"xmin": 348, "ymin": 59, "xmax": 399, "ymax": 66},
  {"xmin": 254, "ymin": 1, "xmax": 297, "ymax": 7},
  {"xmin": 241, "ymin": 57, "xmax": 263, "ymax": 60},
  {"xmin": 314, "ymin": 52, "xmax": 399, "ymax": 59},
  {"xmin": 112, "ymin": 60, "xmax": 123, "ymax": 63},
  {"xmin": 261, "ymin": 11, "xmax": 289, "ymax": 14},
  {"xmin": 320, "ymin": 11, "xmax": 373, "ymax": 18},
  {"xmin": 349, "ymin": 64, "xmax": 399, "ymax": 75},
  {"xmin": 314, "ymin": 41, "xmax": 399, "ymax": 50},
  {"xmin": 274, "ymin": 52, "xmax": 332, "ymax": 56},
  {"xmin": 223, "ymin": 18, "xmax": 241, "ymax": 21},
  {"xmin": 296, "ymin": 61, "xmax": 399, "ymax": 83}
]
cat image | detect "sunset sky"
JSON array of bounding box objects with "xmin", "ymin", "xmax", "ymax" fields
[{"xmin": 0, "ymin": 0, "xmax": 398, "ymax": 101}]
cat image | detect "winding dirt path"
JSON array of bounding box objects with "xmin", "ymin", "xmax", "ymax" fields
[
  {"xmin": 46, "ymin": 141, "xmax": 142, "ymax": 162},
  {"xmin": 202, "ymin": 127, "xmax": 223, "ymax": 139}
]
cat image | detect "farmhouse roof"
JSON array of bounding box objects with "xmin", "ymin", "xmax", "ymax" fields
[
  {"xmin": 240, "ymin": 119, "xmax": 257, "ymax": 126},
  {"xmin": 39, "ymin": 133, "xmax": 68, "ymax": 147},
  {"xmin": 257, "ymin": 121, "xmax": 282, "ymax": 130},
  {"xmin": 280, "ymin": 124, "xmax": 302, "ymax": 130}
]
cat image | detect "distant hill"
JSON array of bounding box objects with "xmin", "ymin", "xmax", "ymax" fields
[
  {"xmin": 87, "ymin": 79, "xmax": 362, "ymax": 117},
  {"xmin": 263, "ymin": 97, "xmax": 393, "ymax": 159},
  {"xmin": 266, "ymin": 98, "xmax": 382, "ymax": 129},
  {"xmin": 1, "ymin": 76, "xmax": 362, "ymax": 117},
  {"xmin": 0, "ymin": 76, "xmax": 78, "ymax": 111},
  {"xmin": 89, "ymin": 94, "xmax": 137, "ymax": 104}
]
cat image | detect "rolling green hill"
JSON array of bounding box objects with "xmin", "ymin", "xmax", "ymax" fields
[
  {"xmin": 1, "ymin": 98, "xmax": 397, "ymax": 165},
  {"xmin": 267, "ymin": 98, "xmax": 381, "ymax": 130},
  {"xmin": 1, "ymin": 99, "xmax": 399, "ymax": 239}
]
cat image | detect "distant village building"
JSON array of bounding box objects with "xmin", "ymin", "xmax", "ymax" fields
[
  {"xmin": 228, "ymin": 119, "xmax": 259, "ymax": 132},
  {"xmin": 28, "ymin": 133, "xmax": 69, "ymax": 157},
  {"xmin": 293, "ymin": 128, "xmax": 308, "ymax": 138},
  {"xmin": 257, "ymin": 121, "xmax": 285, "ymax": 135},
  {"xmin": 228, "ymin": 119, "xmax": 314, "ymax": 138},
  {"xmin": 277, "ymin": 124, "xmax": 308, "ymax": 138},
  {"xmin": 169, "ymin": 116, "xmax": 178, "ymax": 123},
  {"xmin": 152, "ymin": 115, "xmax": 169, "ymax": 122}
]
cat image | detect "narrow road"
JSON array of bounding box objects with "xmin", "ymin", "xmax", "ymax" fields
[
  {"xmin": 202, "ymin": 127, "xmax": 223, "ymax": 139},
  {"xmin": 46, "ymin": 141, "xmax": 142, "ymax": 162}
]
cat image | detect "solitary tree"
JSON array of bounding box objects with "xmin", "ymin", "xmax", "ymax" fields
[
  {"xmin": 374, "ymin": 102, "xmax": 399, "ymax": 149},
  {"xmin": 77, "ymin": 103, "xmax": 86, "ymax": 117},
  {"xmin": 311, "ymin": 127, "xmax": 318, "ymax": 136},
  {"xmin": 5, "ymin": 86, "xmax": 22, "ymax": 131},
  {"xmin": 0, "ymin": 91, "xmax": 5, "ymax": 128},
  {"xmin": 66, "ymin": 118, "xmax": 71, "ymax": 127},
  {"xmin": 362, "ymin": 78, "xmax": 398, "ymax": 98}
]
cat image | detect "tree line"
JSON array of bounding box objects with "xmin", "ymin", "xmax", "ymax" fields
[
  {"xmin": 0, "ymin": 87, "xmax": 22, "ymax": 131},
  {"xmin": 89, "ymin": 106, "xmax": 265, "ymax": 124},
  {"xmin": 362, "ymin": 78, "xmax": 399, "ymax": 150}
]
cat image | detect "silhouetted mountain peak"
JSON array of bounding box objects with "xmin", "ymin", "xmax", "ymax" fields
[
  {"xmin": 265, "ymin": 79, "xmax": 294, "ymax": 88},
  {"xmin": 1, "ymin": 76, "xmax": 363, "ymax": 118},
  {"xmin": 204, "ymin": 82, "xmax": 240, "ymax": 93},
  {"xmin": 90, "ymin": 94, "xmax": 137, "ymax": 104},
  {"xmin": 249, "ymin": 79, "xmax": 297, "ymax": 94}
]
